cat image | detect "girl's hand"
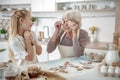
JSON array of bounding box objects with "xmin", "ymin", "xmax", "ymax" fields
[
  {"xmin": 24, "ymin": 31, "xmax": 34, "ymax": 61},
  {"xmin": 25, "ymin": 54, "xmax": 33, "ymax": 61},
  {"xmin": 35, "ymin": 45, "xmax": 42, "ymax": 55},
  {"xmin": 24, "ymin": 31, "xmax": 36, "ymax": 46},
  {"xmin": 30, "ymin": 35, "xmax": 37, "ymax": 46}
]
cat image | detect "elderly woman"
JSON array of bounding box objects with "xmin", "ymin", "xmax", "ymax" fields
[{"xmin": 47, "ymin": 10, "xmax": 89, "ymax": 58}]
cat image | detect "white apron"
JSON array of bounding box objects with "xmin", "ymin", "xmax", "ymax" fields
[
  {"xmin": 58, "ymin": 29, "xmax": 80, "ymax": 58},
  {"xmin": 16, "ymin": 35, "xmax": 38, "ymax": 66}
]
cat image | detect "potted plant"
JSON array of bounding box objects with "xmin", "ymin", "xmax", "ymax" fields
[
  {"xmin": 32, "ymin": 17, "xmax": 38, "ymax": 26},
  {"xmin": 32, "ymin": 17, "xmax": 37, "ymax": 22},
  {"xmin": 89, "ymin": 26, "xmax": 97, "ymax": 42},
  {"xmin": 0, "ymin": 28, "xmax": 7, "ymax": 39}
]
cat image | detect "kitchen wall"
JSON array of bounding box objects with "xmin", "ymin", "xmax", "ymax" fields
[
  {"xmin": 31, "ymin": 11, "xmax": 115, "ymax": 42},
  {"xmin": 0, "ymin": 11, "xmax": 115, "ymax": 42}
]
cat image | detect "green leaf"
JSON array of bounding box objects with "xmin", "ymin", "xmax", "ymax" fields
[
  {"xmin": 0, "ymin": 49, "xmax": 6, "ymax": 52},
  {"xmin": 0, "ymin": 28, "xmax": 7, "ymax": 34},
  {"xmin": 32, "ymin": 17, "xmax": 37, "ymax": 22}
]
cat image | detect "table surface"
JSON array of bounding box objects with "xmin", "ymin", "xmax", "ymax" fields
[
  {"xmin": 18, "ymin": 56, "xmax": 120, "ymax": 80},
  {"xmin": 0, "ymin": 56, "xmax": 119, "ymax": 80}
]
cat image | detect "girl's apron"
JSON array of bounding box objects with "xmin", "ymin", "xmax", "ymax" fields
[
  {"xmin": 16, "ymin": 34, "xmax": 38, "ymax": 66},
  {"xmin": 58, "ymin": 29, "xmax": 79, "ymax": 58}
]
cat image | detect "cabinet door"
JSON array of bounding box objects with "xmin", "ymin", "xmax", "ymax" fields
[
  {"xmin": 0, "ymin": 42, "xmax": 9, "ymax": 62},
  {"xmin": 42, "ymin": 0, "xmax": 55, "ymax": 12},
  {"xmin": 37, "ymin": 44, "xmax": 60, "ymax": 62},
  {"xmin": 31, "ymin": 0, "xmax": 55, "ymax": 12},
  {"xmin": 19, "ymin": 0, "xmax": 31, "ymax": 4},
  {"xmin": 37, "ymin": 45, "xmax": 48, "ymax": 62},
  {"xmin": 56, "ymin": 0, "xmax": 84, "ymax": 3},
  {"xmin": 31, "ymin": 0, "xmax": 43, "ymax": 12},
  {"xmin": 56, "ymin": 0, "xmax": 71, "ymax": 3},
  {"xmin": 70, "ymin": 0, "xmax": 84, "ymax": 2},
  {"xmin": 49, "ymin": 46, "xmax": 60, "ymax": 60},
  {"xmin": 10, "ymin": 0, "xmax": 31, "ymax": 4},
  {"xmin": 0, "ymin": 0, "xmax": 10, "ymax": 5}
]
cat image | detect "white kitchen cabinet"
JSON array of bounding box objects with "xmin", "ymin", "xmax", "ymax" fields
[
  {"xmin": 56, "ymin": 0, "xmax": 116, "ymax": 12},
  {"xmin": 56, "ymin": 0, "xmax": 84, "ymax": 3},
  {"xmin": 37, "ymin": 44, "xmax": 48, "ymax": 62},
  {"xmin": 48, "ymin": 46, "xmax": 61, "ymax": 61},
  {"xmin": 56, "ymin": 0, "xmax": 112, "ymax": 3},
  {"xmin": 56, "ymin": 0, "xmax": 71, "ymax": 3},
  {"xmin": 0, "ymin": 41, "xmax": 60, "ymax": 62},
  {"xmin": 10, "ymin": 0, "xmax": 31, "ymax": 4},
  {"xmin": 37, "ymin": 43, "xmax": 60, "ymax": 62},
  {"xmin": 31, "ymin": 0, "xmax": 56, "ymax": 12},
  {"xmin": 0, "ymin": 0, "xmax": 10, "ymax": 5},
  {"xmin": 0, "ymin": 0, "xmax": 31, "ymax": 13},
  {"xmin": 31, "ymin": 0, "xmax": 42, "ymax": 12},
  {"xmin": 0, "ymin": 0, "xmax": 31, "ymax": 5},
  {"xmin": 0, "ymin": 41, "xmax": 9, "ymax": 62}
]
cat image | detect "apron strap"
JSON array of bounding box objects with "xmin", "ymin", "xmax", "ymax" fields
[
  {"xmin": 60, "ymin": 32, "xmax": 66, "ymax": 43},
  {"xmin": 77, "ymin": 29, "xmax": 80, "ymax": 40}
]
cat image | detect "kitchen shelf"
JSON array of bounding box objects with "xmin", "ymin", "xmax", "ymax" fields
[
  {"xmin": 56, "ymin": 0, "xmax": 116, "ymax": 3},
  {"xmin": 56, "ymin": 8, "xmax": 115, "ymax": 12},
  {"xmin": 56, "ymin": 0, "xmax": 116, "ymax": 13}
]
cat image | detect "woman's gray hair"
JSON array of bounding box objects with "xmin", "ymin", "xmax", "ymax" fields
[{"xmin": 62, "ymin": 10, "xmax": 81, "ymax": 27}]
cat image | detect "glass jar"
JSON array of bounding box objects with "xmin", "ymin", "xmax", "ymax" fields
[{"xmin": 105, "ymin": 43, "xmax": 120, "ymax": 66}]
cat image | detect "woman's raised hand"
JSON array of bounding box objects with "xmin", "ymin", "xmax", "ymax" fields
[
  {"xmin": 68, "ymin": 20, "xmax": 78, "ymax": 32},
  {"xmin": 67, "ymin": 20, "xmax": 79, "ymax": 38},
  {"xmin": 54, "ymin": 21, "xmax": 63, "ymax": 31}
]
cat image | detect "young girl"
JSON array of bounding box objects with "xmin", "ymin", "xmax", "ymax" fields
[{"xmin": 8, "ymin": 10, "xmax": 42, "ymax": 65}]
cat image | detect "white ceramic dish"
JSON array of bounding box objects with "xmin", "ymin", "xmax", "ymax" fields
[
  {"xmin": 89, "ymin": 59, "xmax": 102, "ymax": 62},
  {"xmin": 82, "ymin": 64, "xmax": 93, "ymax": 69}
]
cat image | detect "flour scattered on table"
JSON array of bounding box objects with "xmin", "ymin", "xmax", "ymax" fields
[{"xmin": 49, "ymin": 61, "xmax": 93, "ymax": 73}]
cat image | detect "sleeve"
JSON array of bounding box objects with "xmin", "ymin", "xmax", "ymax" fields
[
  {"xmin": 47, "ymin": 37, "xmax": 60, "ymax": 53},
  {"xmin": 10, "ymin": 38, "xmax": 28, "ymax": 60},
  {"xmin": 73, "ymin": 30, "xmax": 89, "ymax": 57},
  {"xmin": 47, "ymin": 30, "xmax": 64, "ymax": 53}
]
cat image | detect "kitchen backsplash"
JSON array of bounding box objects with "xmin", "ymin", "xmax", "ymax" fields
[
  {"xmin": 0, "ymin": 19, "xmax": 10, "ymax": 39},
  {"xmin": 0, "ymin": 13, "xmax": 115, "ymax": 43},
  {"xmin": 32, "ymin": 15, "xmax": 115, "ymax": 42}
]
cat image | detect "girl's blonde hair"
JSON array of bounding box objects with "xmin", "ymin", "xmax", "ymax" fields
[
  {"xmin": 62, "ymin": 10, "xmax": 81, "ymax": 27},
  {"xmin": 8, "ymin": 10, "xmax": 30, "ymax": 62}
]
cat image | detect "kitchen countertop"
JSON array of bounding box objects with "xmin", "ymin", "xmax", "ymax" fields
[
  {"xmin": 18, "ymin": 56, "xmax": 119, "ymax": 80},
  {"xmin": 38, "ymin": 41, "xmax": 110, "ymax": 50},
  {"xmin": 0, "ymin": 39, "xmax": 8, "ymax": 42},
  {"xmin": 86, "ymin": 41, "xmax": 111, "ymax": 50},
  {"xmin": 0, "ymin": 39, "xmax": 111, "ymax": 50}
]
